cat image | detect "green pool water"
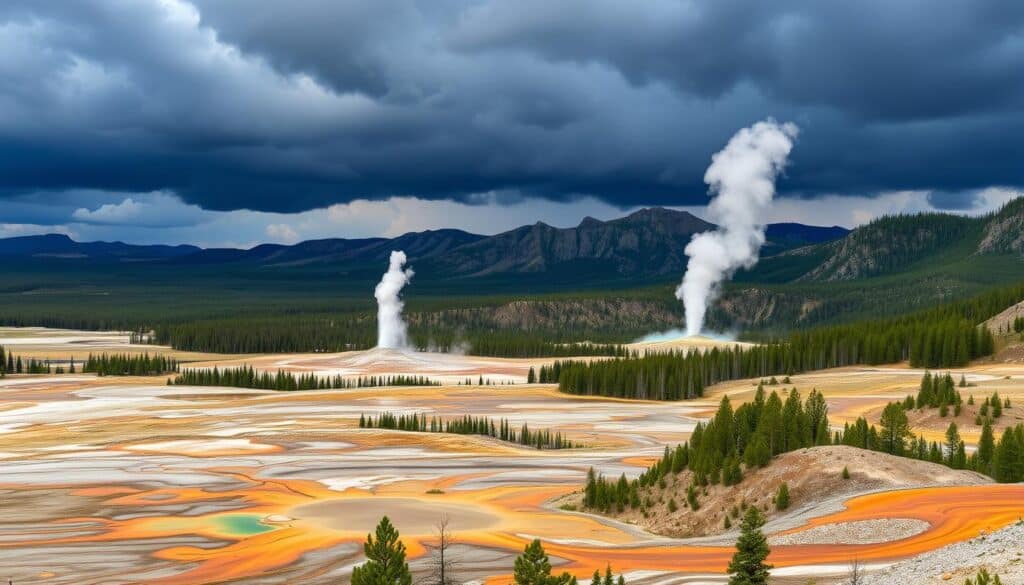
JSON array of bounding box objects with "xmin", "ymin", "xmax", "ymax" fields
[{"xmin": 214, "ymin": 514, "xmax": 276, "ymax": 536}]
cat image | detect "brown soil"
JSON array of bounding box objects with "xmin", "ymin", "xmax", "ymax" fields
[
  {"xmin": 291, "ymin": 497, "xmax": 500, "ymax": 534},
  {"xmin": 871, "ymin": 399, "xmax": 1024, "ymax": 438},
  {"xmin": 983, "ymin": 300, "xmax": 1024, "ymax": 337},
  {"xmin": 561, "ymin": 445, "xmax": 990, "ymax": 539},
  {"xmin": 993, "ymin": 342, "xmax": 1024, "ymax": 363}
]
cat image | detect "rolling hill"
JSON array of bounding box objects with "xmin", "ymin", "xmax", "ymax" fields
[{"xmin": 0, "ymin": 234, "xmax": 200, "ymax": 261}]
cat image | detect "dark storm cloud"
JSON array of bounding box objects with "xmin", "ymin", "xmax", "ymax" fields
[
  {"xmin": 926, "ymin": 190, "xmax": 984, "ymax": 211},
  {"xmin": 451, "ymin": 0, "xmax": 1024, "ymax": 121},
  {"xmin": 0, "ymin": 0, "xmax": 1022, "ymax": 215}
]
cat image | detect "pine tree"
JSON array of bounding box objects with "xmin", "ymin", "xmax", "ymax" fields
[
  {"xmin": 944, "ymin": 422, "xmax": 962, "ymax": 466},
  {"xmin": 991, "ymin": 393, "xmax": 1003, "ymax": 418},
  {"xmin": 513, "ymin": 539, "xmax": 576, "ymax": 585},
  {"xmin": 774, "ymin": 483, "xmax": 790, "ymax": 511},
  {"xmin": 993, "ymin": 427, "xmax": 1022, "ymax": 483},
  {"xmin": 686, "ymin": 483, "xmax": 700, "ymax": 511},
  {"xmin": 351, "ymin": 516, "xmax": 412, "ymax": 585},
  {"xmin": 978, "ymin": 419, "xmax": 995, "ymax": 474},
  {"xmin": 727, "ymin": 507, "xmax": 772, "ymax": 585},
  {"xmin": 879, "ymin": 403, "xmax": 912, "ymax": 455}
]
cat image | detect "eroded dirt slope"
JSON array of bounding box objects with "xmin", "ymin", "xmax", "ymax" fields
[{"xmin": 561, "ymin": 445, "xmax": 990, "ymax": 539}]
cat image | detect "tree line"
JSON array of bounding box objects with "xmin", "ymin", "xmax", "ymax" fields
[
  {"xmin": 149, "ymin": 314, "xmax": 633, "ymax": 358},
  {"xmin": 584, "ymin": 387, "xmax": 829, "ymax": 514},
  {"xmin": 584, "ymin": 379, "xmax": 1021, "ymax": 522},
  {"xmin": 909, "ymin": 371, "xmax": 1011, "ymax": 422},
  {"xmin": 839, "ymin": 400, "xmax": 1023, "ymax": 483},
  {"xmin": 547, "ymin": 298, "xmax": 1002, "ymax": 400},
  {"xmin": 466, "ymin": 336, "xmax": 628, "ymax": 358},
  {"xmin": 0, "ymin": 349, "xmax": 182, "ymax": 377},
  {"xmin": 139, "ymin": 282, "xmax": 1022, "ymax": 359},
  {"xmin": 1, "ymin": 346, "xmax": 81, "ymax": 375},
  {"xmin": 83, "ymin": 353, "xmax": 179, "ymax": 376},
  {"xmin": 359, "ymin": 413, "xmax": 580, "ymax": 449},
  {"xmin": 171, "ymin": 366, "xmax": 439, "ymax": 391}
]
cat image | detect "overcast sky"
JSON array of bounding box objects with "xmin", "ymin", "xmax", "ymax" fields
[{"xmin": 1, "ymin": 0, "xmax": 1022, "ymax": 246}]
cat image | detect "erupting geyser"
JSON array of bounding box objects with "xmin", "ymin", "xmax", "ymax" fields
[
  {"xmin": 677, "ymin": 119, "xmax": 798, "ymax": 337},
  {"xmin": 375, "ymin": 250, "xmax": 414, "ymax": 349}
]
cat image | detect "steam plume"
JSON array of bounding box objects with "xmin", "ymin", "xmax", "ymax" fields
[
  {"xmin": 676, "ymin": 120, "xmax": 798, "ymax": 336},
  {"xmin": 375, "ymin": 250, "xmax": 414, "ymax": 349}
]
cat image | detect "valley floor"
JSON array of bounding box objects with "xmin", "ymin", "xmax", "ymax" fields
[{"xmin": 0, "ymin": 328, "xmax": 1022, "ymax": 584}]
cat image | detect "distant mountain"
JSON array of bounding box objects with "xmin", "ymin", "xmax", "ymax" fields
[
  {"xmin": 424, "ymin": 208, "xmax": 849, "ymax": 279},
  {"xmin": 0, "ymin": 234, "xmax": 200, "ymax": 261},
  {"xmin": 0, "ymin": 209, "xmax": 850, "ymax": 281},
  {"xmin": 180, "ymin": 229, "xmax": 484, "ymax": 267},
  {"xmin": 427, "ymin": 208, "xmax": 714, "ymax": 278}
]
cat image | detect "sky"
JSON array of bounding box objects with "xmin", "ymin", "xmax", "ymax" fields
[{"xmin": 1, "ymin": 0, "xmax": 1022, "ymax": 247}]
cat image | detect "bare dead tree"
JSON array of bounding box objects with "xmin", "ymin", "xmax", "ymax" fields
[
  {"xmin": 847, "ymin": 558, "xmax": 864, "ymax": 585},
  {"xmin": 428, "ymin": 515, "xmax": 459, "ymax": 585}
]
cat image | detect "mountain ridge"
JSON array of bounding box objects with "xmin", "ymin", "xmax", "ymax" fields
[
  {"xmin": 0, "ymin": 209, "xmax": 846, "ymax": 281},
  {"xmin": 4, "ymin": 199, "xmax": 1022, "ymax": 286}
]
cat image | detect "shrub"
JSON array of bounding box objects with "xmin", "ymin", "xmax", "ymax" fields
[{"xmin": 774, "ymin": 483, "xmax": 790, "ymax": 511}]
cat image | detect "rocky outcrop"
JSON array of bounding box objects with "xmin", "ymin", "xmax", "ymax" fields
[
  {"xmin": 798, "ymin": 213, "xmax": 972, "ymax": 281},
  {"xmin": 409, "ymin": 298, "xmax": 685, "ymax": 334},
  {"xmin": 977, "ymin": 197, "xmax": 1024, "ymax": 255},
  {"xmin": 862, "ymin": 521, "xmax": 1024, "ymax": 585},
  {"xmin": 429, "ymin": 208, "xmax": 715, "ymax": 277}
]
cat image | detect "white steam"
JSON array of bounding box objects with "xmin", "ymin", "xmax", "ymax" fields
[
  {"xmin": 375, "ymin": 250, "xmax": 414, "ymax": 349},
  {"xmin": 677, "ymin": 119, "xmax": 798, "ymax": 337}
]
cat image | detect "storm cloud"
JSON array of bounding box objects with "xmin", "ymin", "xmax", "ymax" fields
[{"xmin": 0, "ymin": 0, "xmax": 1022, "ymax": 216}]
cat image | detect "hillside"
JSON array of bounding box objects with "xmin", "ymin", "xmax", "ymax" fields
[
  {"xmin": 33, "ymin": 200, "xmax": 1015, "ymax": 292},
  {"xmin": 179, "ymin": 229, "xmax": 484, "ymax": 266},
  {"xmin": 977, "ymin": 196, "xmax": 1024, "ymax": 255},
  {"xmin": 757, "ymin": 198, "xmax": 1024, "ymax": 284},
  {"xmin": 560, "ymin": 446, "xmax": 989, "ymax": 539},
  {"xmin": 4, "ymin": 203, "xmax": 1024, "ymax": 347},
  {"xmin": 797, "ymin": 213, "xmax": 974, "ymax": 282},
  {"xmin": 0, "ymin": 208, "xmax": 842, "ymax": 281}
]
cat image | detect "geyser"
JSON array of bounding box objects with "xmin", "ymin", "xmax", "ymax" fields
[
  {"xmin": 676, "ymin": 119, "xmax": 798, "ymax": 337},
  {"xmin": 375, "ymin": 250, "xmax": 414, "ymax": 349}
]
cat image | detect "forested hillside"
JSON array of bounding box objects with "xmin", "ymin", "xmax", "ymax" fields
[
  {"xmin": 547, "ymin": 284, "xmax": 1017, "ymax": 399},
  {"xmin": 978, "ymin": 197, "xmax": 1024, "ymax": 255},
  {"xmin": 582, "ymin": 386, "xmax": 1023, "ymax": 527},
  {"xmin": 749, "ymin": 198, "xmax": 1024, "ymax": 284},
  {"xmin": 1, "ymin": 203, "xmax": 1022, "ymax": 356},
  {"xmin": 797, "ymin": 213, "xmax": 974, "ymax": 281}
]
